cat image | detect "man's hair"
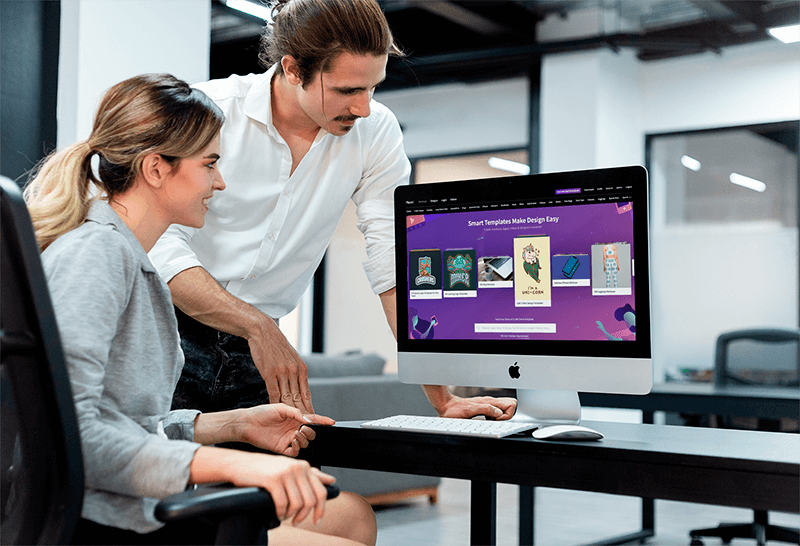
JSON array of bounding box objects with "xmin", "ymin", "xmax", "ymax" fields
[{"xmin": 259, "ymin": 0, "xmax": 404, "ymax": 87}]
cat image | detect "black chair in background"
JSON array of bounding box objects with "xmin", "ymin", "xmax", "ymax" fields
[
  {"xmin": 0, "ymin": 177, "xmax": 334, "ymax": 544},
  {"xmin": 689, "ymin": 328, "xmax": 800, "ymax": 546}
]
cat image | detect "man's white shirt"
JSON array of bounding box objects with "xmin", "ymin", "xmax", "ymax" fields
[{"xmin": 149, "ymin": 65, "xmax": 411, "ymax": 319}]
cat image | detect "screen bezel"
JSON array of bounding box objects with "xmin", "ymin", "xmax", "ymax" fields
[{"xmin": 395, "ymin": 165, "xmax": 652, "ymax": 361}]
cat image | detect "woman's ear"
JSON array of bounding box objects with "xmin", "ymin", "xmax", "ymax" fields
[
  {"xmin": 281, "ymin": 55, "xmax": 303, "ymax": 86},
  {"xmin": 140, "ymin": 153, "xmax": 172, "ymax": 189}
]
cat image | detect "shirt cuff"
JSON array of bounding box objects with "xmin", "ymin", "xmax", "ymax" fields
[
  {"xmin": 363, "ymin": 245, "xmax": 396, "ymax": 295},
  {"xmin": 161, "ymin": 409, "xmax": 202, "ymax": 441}
]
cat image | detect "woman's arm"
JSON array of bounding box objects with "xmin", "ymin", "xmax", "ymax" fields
[
  {"xmin": 189, "ymin": 446, "xmax": 335, "ymax": 525},
  {"xmin": 193, "ymin": 404, "xmax": 335, "ymax": 455}
]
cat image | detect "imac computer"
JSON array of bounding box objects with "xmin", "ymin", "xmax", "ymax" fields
[{"xmin": 395, "ymin": 166, "xmax": 652, "ymax": 428}]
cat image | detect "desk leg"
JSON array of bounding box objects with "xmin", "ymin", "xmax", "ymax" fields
[
  {"xmin": 470, "ymin": 481, "xmax": 496, "ymax": 546},
  {"xmin": 519, "ymin": 485, "xmax": 535, "ymax": 545},
  {"xmin": 642, "ymin": 411, "xmax": 656, "ymax": 539}
]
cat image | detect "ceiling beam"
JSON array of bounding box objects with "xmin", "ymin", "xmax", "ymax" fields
[
  {"xmin": 412, "ymin": 0, "xmax": 509, "ymax": 35},
  {"xmin": 717, "ymin": 0, "xmax": 768, "ymax": 30}
]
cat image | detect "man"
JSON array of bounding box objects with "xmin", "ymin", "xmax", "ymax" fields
[{"xmin": 149, "ymin": 0, "xmax": 516, "ymax": 421}]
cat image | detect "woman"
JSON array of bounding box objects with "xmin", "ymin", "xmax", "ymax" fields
[{"xmin": 23, "ymin": 73, "xmax": 376, "ymax": 546}]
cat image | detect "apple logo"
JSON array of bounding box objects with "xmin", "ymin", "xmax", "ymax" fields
[{"xmin": 508, "ymin": 362, "xmax": 520, "ymax": 379}]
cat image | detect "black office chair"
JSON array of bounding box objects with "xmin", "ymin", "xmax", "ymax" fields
[
  {"xmin": 0, "ymin": 177, "xmax": 335, "ymax": 545},
  {"xmin": 689, "ymin": 328, "xmax": 800, "ymax": 546}
]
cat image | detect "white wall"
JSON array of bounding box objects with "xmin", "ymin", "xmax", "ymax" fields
[
  {"xmin": 58, "ymin": 0, "xmax": 210, "ymax": 147},
  {"xmin": 377, "ymin": 78, "xmax": 530, "ymax": 158}
]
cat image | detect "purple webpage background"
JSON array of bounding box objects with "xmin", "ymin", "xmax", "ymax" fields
[{"xmin": 405, "ymin": 203, "xmax": 636, "ymax": 342}]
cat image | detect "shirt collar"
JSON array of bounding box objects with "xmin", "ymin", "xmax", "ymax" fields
[
  {"xmin": 242, "ymin": 65, "xmax": 334, "ymax": 142},
  {"xmin": 243, "ymin": 64, "xmax": 278, "ymax": 129},
  {"xmin": 86, "ymin": 200, "xmax": 157, "ymax": 274}
]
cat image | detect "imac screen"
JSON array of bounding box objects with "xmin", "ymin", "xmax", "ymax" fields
[{"xmin": 395, "ymin": 166, "xmax": 652, "ymax": 380}]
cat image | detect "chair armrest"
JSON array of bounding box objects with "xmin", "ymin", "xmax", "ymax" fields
[{"xmin": 155, "ymin": 483, "xmax": 339, "ymax": 530}]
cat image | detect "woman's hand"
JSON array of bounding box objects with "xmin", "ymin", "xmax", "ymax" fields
[
  {"xmin": 190, "ymin": 446, "xmax": 336, "ymax": 525},
  {"xmin": 240, "ymin": 404, "xmax": 335, "ymax": 456},
  {"xmin": 194, "ymin": 403, "xmax": 335, "ymax": 455}
]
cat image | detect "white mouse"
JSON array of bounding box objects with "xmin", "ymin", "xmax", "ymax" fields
[{"xmin": 532, "ymin": 424, "xmax": 604, "ymax": 441}]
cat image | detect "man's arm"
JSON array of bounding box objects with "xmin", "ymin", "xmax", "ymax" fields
[
  {"xmin": 169, "ymin": 266, "xmax": 314, "ymax": 413},
  {"xmin": 378, "ymin": 288, "xmax": 517, "ymax": 420}
]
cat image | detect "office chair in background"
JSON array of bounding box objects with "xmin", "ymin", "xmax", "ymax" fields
[
  {"xmin": 0, "ymin": 177, "xmax": 334, "ymax": 545},
  {"xmin": 689, "ymin": 328, "xmax": 800, "ymax": 546}
]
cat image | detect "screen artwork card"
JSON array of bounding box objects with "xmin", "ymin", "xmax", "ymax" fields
[
  {"xmin": 591, "ymin": 242, "xmax": 632, "ymax": 296},
  {"xmin": 552, "ymin": 253, "xmax": 590, "ymax": 287},
  {"xmin": 443, "ymin": 249, "xmax": 478, "ymax": 298},
  {"xmin": 409, "ymin": 249, "xmax": 442, "ymax": 300},
  {"xmin": 514, "ymin": 235, "xmax": 552, "ymax": 307}
]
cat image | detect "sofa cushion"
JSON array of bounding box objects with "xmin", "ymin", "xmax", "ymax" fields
[{"xmin": 302, "ymin": 351, "xmax": 385, "ymax": 378}]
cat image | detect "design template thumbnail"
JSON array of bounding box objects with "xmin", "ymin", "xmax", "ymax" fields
[
  {"xmin": 514, "ymin": 235, "xmax": 552, "ymax": 307},
  {"xmin": 443, "ymin": 249, "xmax": 478, "ymax": 298},
  {"xmin": 591, "ymin": 242, "xmax": 632, "ymax": 296}
]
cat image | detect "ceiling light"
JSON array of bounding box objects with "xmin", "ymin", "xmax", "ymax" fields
[
  {"xmin": 223, "ymin": 0, "xmax": 273, "ymax": 22},
  {"xmin": 768, "ymin": 24, "xmax": 800, "ymax": 44},
  {"xmin": 680, "ymin": 155, "xmax": 701, "ymax": 171},
  {"xmin": 730, "ymin": 173, "xmax": 766, "ymax": 193},
  {"xmin": 488, "ymin": 157, "xmax": 530, "ymax": 175}
]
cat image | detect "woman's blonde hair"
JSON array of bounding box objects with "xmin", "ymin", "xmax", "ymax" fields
[{"xmin": 23, "ymin": 73, "xmax": 224, "ymax": 251}]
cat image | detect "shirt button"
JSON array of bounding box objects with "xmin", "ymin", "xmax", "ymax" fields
[
  {"xmin": 269, "ymin": 233, "xmax": 276, "ymax": 241},
  {"xmin": 250, "ymin": 275, "xmax": 256, "ymax": 279},
  {"xmin": 284, "ymin": 189, "xmax": 291, "ymax": 196}
]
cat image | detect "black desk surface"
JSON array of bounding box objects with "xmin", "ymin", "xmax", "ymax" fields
[
  {"xmin": 308, "ymin": 420, "xmax": 800, "ymax": 514},
  {"xmin": 580, "ymin": 382, "xmax": 800, "ymax": 419}
]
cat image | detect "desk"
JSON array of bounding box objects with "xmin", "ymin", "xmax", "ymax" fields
[
  {"xmin": 559, "ymin": 383, "xmax": 800, "ymax": 545},
  {"xmin": 581, "ymin": 382, "xmax": 800, "ymax": 422},
  {"xmin": 307, "ymin": 420, "xmax": 799, "ymax": 546}
]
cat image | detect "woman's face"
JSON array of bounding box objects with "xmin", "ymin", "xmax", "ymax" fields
[{"xmin": 162, "ymin": 134, "xmax": 224, "ymax": 228}]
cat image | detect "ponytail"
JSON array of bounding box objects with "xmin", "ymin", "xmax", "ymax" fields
[{"xmin": 23, "ymin": 142, "xmax": 97, "ymax": 252}]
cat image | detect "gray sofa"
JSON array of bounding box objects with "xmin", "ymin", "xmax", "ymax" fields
[{"xmin": 303, "ymin": 351, "xmax": 441, "ymax": 505}]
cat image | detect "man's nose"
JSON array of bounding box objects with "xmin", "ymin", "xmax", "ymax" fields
[{"xmin": 351, "ymin": 92, "xmax": 371, "ymax": 118}]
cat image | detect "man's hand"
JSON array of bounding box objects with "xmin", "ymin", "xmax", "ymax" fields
[
  {"xmin": 248, "ymin": 321, "xmax": 315, "ymax": 414},
  {"xmin": 422, "ymin": 384, "xmax": 517, "ymax": 420},
  {"xmin": 168, "ymin": 266, "xmax": 315, "ymax": 414},
  {"xmin": 435, "ymin": 395, "xmax": 517, "ymax": 420}
]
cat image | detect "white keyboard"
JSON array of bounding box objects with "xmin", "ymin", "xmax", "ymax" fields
[{"xmin": 361, "ymin": 414, "xmax": 537, "ymax": 439}]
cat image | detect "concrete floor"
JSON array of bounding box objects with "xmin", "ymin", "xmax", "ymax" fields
[{"xmin": 372, "ymin": 478, "xmax": 800, "ymax": 546}]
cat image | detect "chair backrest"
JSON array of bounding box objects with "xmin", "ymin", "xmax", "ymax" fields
[
  {"xmin": 0, "ymin": 177, "xmax": 84, "ymax": 545},
  {"xmin": 714, "ymin": 328, "xmax": 800, "ymax": 388}
]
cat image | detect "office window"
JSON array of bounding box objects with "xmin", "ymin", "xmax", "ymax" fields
[
  {"xmin": 414, "ymin": 150, "xmax": 529, "ymax": 184},
  {"xmin": 647, "ymin": 121, "xmax": 799, "ymax": 380}
]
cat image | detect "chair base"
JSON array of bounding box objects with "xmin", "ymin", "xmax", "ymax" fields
[{"xmin": 689, "ymin": 510, "xmax": 800, "ymax": 546}]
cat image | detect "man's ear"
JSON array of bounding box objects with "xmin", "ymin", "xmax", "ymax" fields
[
  {"xmin": 281, "ymin": 55, "xmax": 303, "ymax": 86},
  {"xmin": 140, "ymin": 153, "xmax": 172, "ymax": 189}
]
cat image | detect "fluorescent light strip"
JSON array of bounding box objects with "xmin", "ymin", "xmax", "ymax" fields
[
  {"xmin": 224, "ymin": 0, "xmax": 273, "ymax": 22},
  {"xmin": 768, "ymin": 24, "xmax": 800, "ymax": 44},
  {"xmin": 488, "ymin": 157, "xmax": 530, "ymax": 175},
  {"xmin": 730, "ymin": 173, "xmax": 766, "ymax": 193},
  {"xmin": 680, "ymin": 155, "xmax": 701, "ymax": 171}
]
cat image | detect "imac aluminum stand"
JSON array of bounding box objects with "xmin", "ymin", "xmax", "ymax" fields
[{"xmin": 512, "ymin": 389, "xmax": 582, "ymax": 425}]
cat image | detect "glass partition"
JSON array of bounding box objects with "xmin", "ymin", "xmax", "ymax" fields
[{"xmin": 647, "ymin": 121, "xmax": 799, "ymax": 381}]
